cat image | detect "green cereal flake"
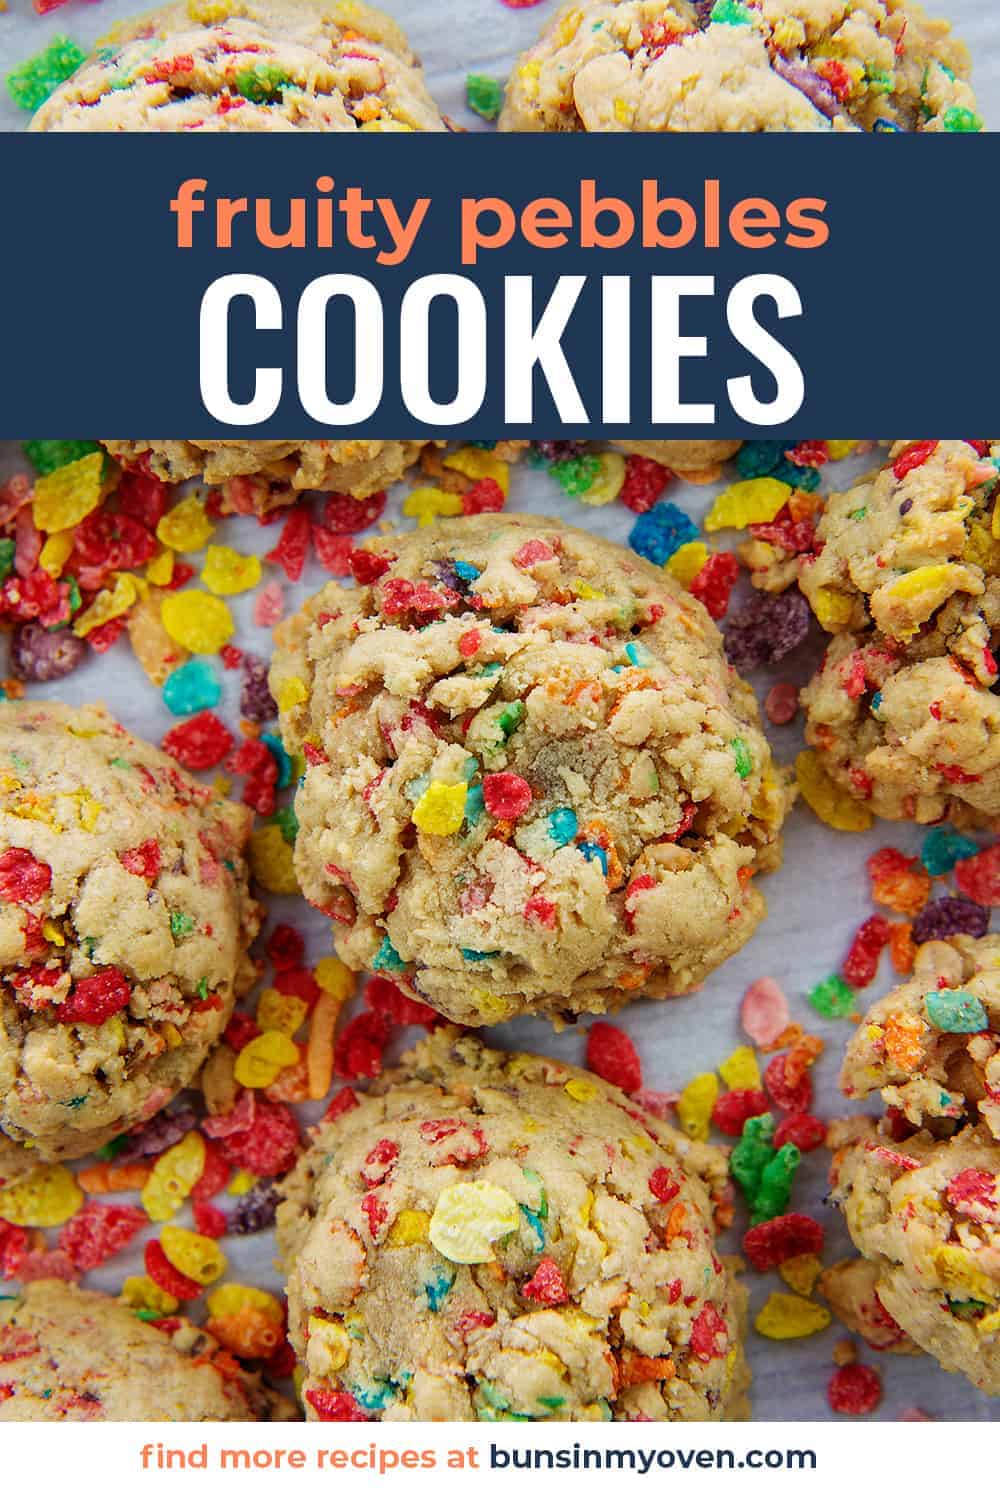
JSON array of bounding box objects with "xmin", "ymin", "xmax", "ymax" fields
[
  {"xmin": 7, "ymin": 36, "xmax": 86, "ymax": 112},
  {"xmin": 731, "ymin": 737, "xmax": 753, "ymax": 779},
  {"xmin": 272, "ymin": 805, "xmax": 299, "ymax": 844},
  {"xmin": 465, "ymin": 73, "xmax": 503, "ymax": 121},
  {"xmin": 550, "ymin": 454, "xmax": 601, "ymax": 496},
  {"xmin": 0, "ymin": 539, "xmax": 14, "ymax": 585},
  {"xmin": 730, "ymin": 1113, "xmax": 775, "ymax": 1203},
  {"xmin": 710, "ymin": 0, "xmax": 753, "ymax": 22},
  {"xmin": 943, "ymin": 106, "xmax": 982, "ymax": 132},
  {"xmin": 170, "ymin": 912, "xmax": 195, "ymax": 938},
  {"xmin": 750, "ymin": 1142, "xmax": 801, "ymax": 1224},
  {"xmin": 808, "ymin": 973, "xmax": 856, "ymax": 1019},
  {"xmin": 23, "ymin": 440, "xmax": 101, "ymax": 475},
  {"xmin": 235, "ymin": 63, "xmax": 288, "ymax": 103},
  {"xmin": 924, "ymin": 988, "xmax": 989, "ymax": 1033}
]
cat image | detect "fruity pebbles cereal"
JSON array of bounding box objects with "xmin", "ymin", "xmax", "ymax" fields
[
  {"xmin": 0, "ymin": 700, "xmax": 260, "ymax": 1181},
  {"xmin": 277, "ymin": 1027, "xmax": 749, "ymax": 1421},
  {"xmin": 270, "ymin": 514, "xmax": 790, "ymax": 1026}
]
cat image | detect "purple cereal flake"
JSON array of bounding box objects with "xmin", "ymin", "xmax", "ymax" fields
[
  {"xmin": 532, "ymin": 440, "xmax": 587, "ymax": 464},
  {"xmin": 230, "ymin": 1181, "xmax": 279, "ymax": 1235},
  {"xmin": 771, "ymin": 54, "xmax": 842, "ymax": 121},
  {"xmin": 11, "ymin": 622, "xmax": 87, "ymax": 682},
  {"xmin": 723, "ymin": 589, "xmax": 810, "ymax": 672},
  {"xmin": 911, "ymin": 895, "xmax": 989, "ymax": 945},
  {"xmin": 240, "ymin": 652, "xmax": 277, "ymax": 722},
  {"xmin": 117, "ymin": 1107, "xmax": 199, "ymax": 1163}
]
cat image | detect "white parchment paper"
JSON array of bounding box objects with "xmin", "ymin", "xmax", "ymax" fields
[{"xmin": 0, "ymin": 0, "xmax": 998, "ymax": 1426}]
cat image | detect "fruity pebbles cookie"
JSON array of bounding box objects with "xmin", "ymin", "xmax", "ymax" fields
[
  {"xmin": 825, "ymin": 934, "xmax": 1000, "ymax": 1392},
  {"xmin": 30, "ymin": 0, "xmax": 446, "ymax": 133},
  {"xmin": 277, "ymin": 1027, "xmax": 749, "ymax": 1422},
  {"xmin": 801, "ymin": 441, "xmax": 1000, "ymax": 827},
  {"xmin": 0, "ymin": 700, "xmax": 260, "ymax": 1181},
  {"xmin": 0, "ymin": 1282, "xmax": 295, "ymax": 1420},
  {"xmin": 270, "ymin": 513, "xmax": 789, "ymax": 1026},
  {"xmin": 104, "ymin": 440, "xmax": 431, "ymax": 516},
  {"xmin": 500, "ymin": 1, "xmax": 980, "ymax": 135},
  {"xmin": 613, "ymin": 440, "xmax": 742, "ymax": 477}
]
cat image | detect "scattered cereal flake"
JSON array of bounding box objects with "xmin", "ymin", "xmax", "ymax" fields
[
  {"xmin": 156, "ymin": 496, "xmax": 215, "ymax": 553},
  {"xmin": 32, "ymin": 451, "xmax": 105, "ymax": 532},
  {"xmin": 677, "ymin": 1072, "xmax": 719, "ymax": 1142},
  {"xmin": 161, "ymin": 590, "xmax": 234, "ymax": 654},
  {"xmin": 796, "ymin": 749, "xmax": 873, "ymax": 832},
  {"xmin": 704, "ymin": 477, "xmax": 790, "ymax": 532},
  {"xmin": 202, "ymin": 544, "xmax": 262, "ymax": 596},
  {"xmin": 740, "ymin": 977, "xmax": 790, "ymax": 1047},
  {"xmin": 0, "ymin": 1164, "xmax": 83, "ymax": 1227},
  {"xmin": 755, "ymin": 1292, "xmax": 831, "ymax": 1340}
]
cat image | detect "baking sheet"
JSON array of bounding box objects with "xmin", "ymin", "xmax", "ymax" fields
[{"xmin": 0, "ymin": 0, "xmax": 998, "ymax": 1426}]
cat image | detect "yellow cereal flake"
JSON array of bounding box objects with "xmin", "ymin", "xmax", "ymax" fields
[
  {"xmin": 141, "ymin": 1131, "xmax": 206, "ymax": 1221},
  {"xmin": 796, "ymin": 749, "xmax": 874, "ymax": 833},
  {"xmin": 810, "ymin": 585, "xmax": 855, "ymax": 632},
  {"xmin": 160, "ymin": 590, "xmax": 234, "ymax": 654},
  {"xmin": 755, "ymin": 1292, "xmax": 831, "ymax": 1340},
  {"xmin": 207, "ymin": 1284, "xmax": 283, "ymax": 1322},
  {"xmin": 719, "ymin": 1046, "xmax": 761, "ymax": 1092},
  {"xmin": 0, "ymin": 1164, "xmax": 83, "ymax": 1227},
  {"xmin": 39, "ymin": 530, "xmax": 74, "ymax": 579},
  {"xmin": 33, "ymin": 452, "xmax": 105, "ymax": 533},
  {"xmin": 386, "ymin": 1209, "xmax": 431, "ymax": 1247},
  {"xmin": 121, "ymin": 1275, "xmax": 179, "ymax": 1315},
  {"xmin": 779, "ymin": 1254, "xmax": 824, "ymax": 1297},
  {"xmin": 249, "ymin": 823, "xmax": 300, "ymax": 895},
  {"xmin": 72, "ymin": 572, "xmax": 140, "ymax": 637},
  {"xmin": 234, "ymin": 1030, "xmax": 300, "ymax": 1089},
  {"xmin": 160, "ymin": 1225, "xmax": 227, "ymax": 1285},
  {"xmin": 667, "ymin": 540, "xmax": 709, "ymax": 587},
  {"xmin": 256, "ymin": 988, "xmax": 308, "ymax": 1037},
  {"xmin": 201, "ymin": 544, "xmax": 262, "ymax": 596},
  {"xmin": 276, "ymin": 676, "xmax": 308, "ymax": 713},
  {"xmin": 412, "ymin": 780, "xmax": 467, "ymax": 836},
  {"xmin": 428, "ymin": 1180, "xmax": 520, "ymax": 1264},
  {"xmin": 402, "ymin": 486, "xmax": 464, "ymax": 527},
  {"xmin": 314, "ymin": 956, "xmax": 356, "ymax": 1004},
  {"xmin": 704, "ymin": 478, "xmax": 790, "ymax": 533},
  {"xmin": 677, "ymin": 1072, "xmax": 719, "ymax": 1142},
  {"xmin": 443, "ymin": 447, "xmax": 510, "ymax": 494},
  {"xmin": 578, "ymin": 451, "xmax": 626, "ymax": 506},
  {"xmin": 156, "ymin": 496, "xmax": 215, "ymax": 553}
]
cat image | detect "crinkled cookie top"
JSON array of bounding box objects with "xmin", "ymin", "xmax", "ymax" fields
[
  {"xmin": 103, "ymin": 440, "xmax": 430, "ymax": 513},
  {"xmin": 801, "ymin": 441, "xmax": 1000, "ymax": 641},
  {"xmin": 277, "ymin": 1027, "xmax": 747, "ymax": 1422},
  {"xmin": 500, "ymin": 0, "xmax": 979, "ymax": 135},
  {"xmin": 271, "ymin": 514, "xmax": 788, "ymax": 1025},
  {"xmin": 30, "ymin": 0, "xmax": 446, "ymax": 132},
  {"xmin": 0, "ymin": 700, "xmax": 259, "ymax": 1176},
  {"xmin": 0, "ymin": 1281, "xmax": 295, "ymax": 1421},
  {"xmin": 829, "ymin": 1122, "xmax": 1000, "ymax": 1395},
  {"xmin": 840, "ymin": 933, "xmax": 1000, "ymax": 1143}
]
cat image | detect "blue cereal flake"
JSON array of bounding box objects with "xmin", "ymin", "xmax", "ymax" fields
[
  {"xmin": 547, "ymin": 807, "xmax": 578, "ymax": 846},
  {"xmin": 162, "ymin": 659, "xmax": 221, "ymax": 715},
  {"xmin": 578, "ymin": 842, "xmax": 608, "ymax": 875},
  {"xmin": 453, "ymin": 560, "xmax": 481, "ymax": 582},
  {"xmin": 373, "ymin": 936, "xmax": 406, "ymax": 973},
  {"xmin": 423, "ymin": 1270, "xmax": 456, "ymax": 1311},
  {"xmin": 520, "ymin": 1205, "xmax": 546, "ymax": 1252},
  {"xmin": 261, "ymin": 733, "xmax": 293, "ymax": 789},
  {"xmin": 624, "ymin": 641, "xmax": 652, "ymax": 667},
  {"xmin": 462, "ymin": 948, "xmax": 500, "ymax": 962},
  {"xmin": 629, "ymin": 502, "xmax": 699, "ymax": 565},
  {"xmin": 924, "ymin": 989, "xmax": 989, "ymax": 1034},
  {"xmin": 920, "ymin": 828, "xmax": 980, "ymax": 877},
  {"xmin": 464, "ymin": 783, "xmax": 485, "ymax": 826}
]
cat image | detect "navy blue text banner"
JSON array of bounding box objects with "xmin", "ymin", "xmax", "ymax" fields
[{"xmin": 1, "ymin": 132, "xmax": 995, "ymax": 437}]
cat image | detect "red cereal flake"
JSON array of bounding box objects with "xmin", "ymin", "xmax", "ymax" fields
[
  {"xmin": 764, "ymin": 682, "xmax": 799, "ymax": 726},
  {"xmin": 688, "ymin": 553, "xmax": 739, "ymax": 621},
  {"xmin": 61, "ymin": 967, "xmax": 131, "ymax": 1025},
  {"xmin": 266, "ymin": 924, "xmax": 305, "ymax": 973},
  {"xmin": 120, "ymin": 839, "xmax": 161, "ymax": 883},
  {"xmin": 773, "ymin": 1113, "xmax": 826, "ymax": 1152},
  {"xmin": 742, "ymin": 1213, "xmax": 824, "ymax": 1271},
  {"xmin": 785, "ymin": 441, "xmax": 829, "ymax": 468},
  {"xmin": 117, "ymin": 470, "xmax": 169, "ymax": 530},
  {"xmin": 192, "ymin": 1136, "xmax": 230, "ymax": 1201},
  {"xmin": 619, "ymin": 454, "xmax": 671, "ymax": 514},
  {"xmin": 223, "ymin": 1013, "xmax": 260, "ymax": 1051},
  {"xmin": 521, "ymin": 1257, "xmax": 569, "ymax": 1307},
  {"xmin": 381, "ymin": 578, "xmax": 458, "ymax": 619},
  {"xmin": 162, "ymin": 711, "xmax": 234, "ymax": 772},
  {"xmin": 193, "ymin": 1200, "xmax": 229, "ymax": 1238},
  {"xmin": 220, "ymin": 644, "xmax": 242, "ymax": 671},
  {"xmin": 866, "ymin": 847, "xmax": 931, "ymax": 916},
  {"xmin": 512, "ymin": 540, "xmax": 555, "ymax": 570},
  {"xmin": 322, "ymin": 491, "xmax": 386, "ymax": 534},
  {"xmin": 841, "ymin": 914, "xmax": 891, "ymax": 989},
  {"xmin": 265, "ymin": 508, "xmax": 311, "ymax": 582},
  {"xmin": 711, "ymin": 1088, "xmax": 770, "ymax": 1137},
  {"xmin": 145, "ymin": 1238, "xmax": 202, "ymax": 1301},
  {"xmin": 361, "ymin": 1139, "xmax": 400, "ymax": 1188},
  {"xmin": 763, "ymin": 1053, "xmax": 813, "ymax": 1115},
  {"xmin": 0, "ymin": 848, "xmax": 52, "ymax": 904},
  {"xmin": 334, "ymin": 1011, "xmax": 391, "ymax": 1080},
  {"xmin": 892, "ymin": 441, "xmax": 938, "ymax": 481},
  {"xmin": 827, "ymin": 1362, "xmax": 882, "ymax": 1416},
  {"xmin": 323, "ymin": 1086, "xmax": 360, "ymax": 1122},
  {"xmin": 274, "ymin": 966, "xmax": 321, "ymax": 1008},
  {"xmin": 945, "ymin": 1167, "xmax": 997, "ymax": 1222},
  {"xmin": 350, "ymin": 549, "xmax": 392, "ymax": 585},
  {"xmin": 482, "ymin": 772, "xmax": 532, "ymax": 819},
  {"xmin": 690, "ymin": 1305, "xmax": 728, "ymax": 1363},
  {"xmin": 648, "ymin": 1166, "xmax": 681, "ymax": 1204},
  {"xmin": 219, "ymin": 1096, "xmax": 300, "ymax": 1177},
  {"xmin": 58, "ymin": 1202, "xmax": 146, "ymax": 1272},
  {"xmin": 458, "ymin": 629, "xmax": 482, "ymax": 657},
  {"xmin": 305, "ymin": 1387, "xmax": 369, "ymax": 1421},
  {"xmin": 360, "ymin": 1191, "xmax": 388, "ymax": 1239},
  {"xmin": 0, "ymin": 1220, "xmax": 30, "ymax": 1280},
  {"xmin": 740, "ymin": 977, "xmax": 790, "ymax": 1048},
  {"xmin": 523, "ymin": 894, "xmax": 557, "ymax": 929},
  {"xmin": 87, "ymin": 618, "xmax": 129, "ymax": 655},
  {"xmin": 585, "ymin": 1021, "xmax": 642, "ymax": 1094},
  {"xmin": 365, "ymin": 976, "xmax": 438, "ymax": 1028},
  {"xmin": 954, "ymin": 845, "xmax": 1000, "ymax": 906},
  {"xmin": 311, "ymin": 525, "xmax": 354, "ymax": 576},
  {"xmin": 462, "ymin": 478, "xmax": 506, "ymax": 515}
]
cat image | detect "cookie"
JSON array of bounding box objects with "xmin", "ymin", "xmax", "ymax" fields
[
  {"xmin": 103, "ymin": 440, "xmax": 432, "ymax": 516},
  {"xmin": 277, "ymin": 1027, "xmax": 749, "ymax": 1422},
  {"xmin": 30, "ymin": 0, "xmax": 446, "ymax": 133},
  {"xmin": 614, "ymin": 440, "xmax": 743, "ymax": 477},
  {"xmin": 840, "ymin": 933, "xmax": 1000, "ymax": 1143},
  {"xmin": 817, "ymin": 1256, "xmax": 919, "ymax": 1355},
  {"xmin": 0, "ymin": 700, "xmax": 260, "ymax": 1180},
  {"xmin": 500, "ymin": 1, "xmax": 979, "ymax": 135},
  {"xmin": 828, "ymin": 1122, "xmax": 1000, "ymax": 1395},
  {"xmin": 0, "ymin": 1281, "xmax": 295, "ymax": 1420},
  {"xmin": 270, "ymin": 513, "xmax": 789, "ymax": 1026}
]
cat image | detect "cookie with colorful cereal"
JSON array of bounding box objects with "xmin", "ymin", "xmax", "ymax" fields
[
  {"xmin": 270, "ymin": 513, "xmax": 790, "ymax": 1027},
  {"xmin": 799, "ymin": 441, "xmax": 1000, "ymax": 641},
  {"xmin": 277, "ymin": 1027, "xmax": 749, "ymax": 1422},
  {"xmin": 613, "ymin": 441, "xmax": 742, "ymax": 477},
  {"xmin": 0, "ymin": 700, "xmax": 260, "ymax": 1179},
  {"xmin": 0, "ymin": 1281, "xmax": 295, "ymax": 1421},
  {"xmin": 800, "ymin": 604, "xmax": 1000, "ymax": 828},
  {"xmin": 839, "ymin": 934, "xmax": 1000, "ymax": 1141},
  {"xmin": 30, "ymin": 0, "xmax": 446, "ymax": 133},
  {"xmin": 500, "ymin": 1, "xmax": 979, "ymax": 135},
  {"xmin": 828, "ymin": 1121, "xmax": 1000, "ymax": 1396},
  {"xmin": 103, "ymin": 440, "xmax": 432, "ymax": 516}
]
